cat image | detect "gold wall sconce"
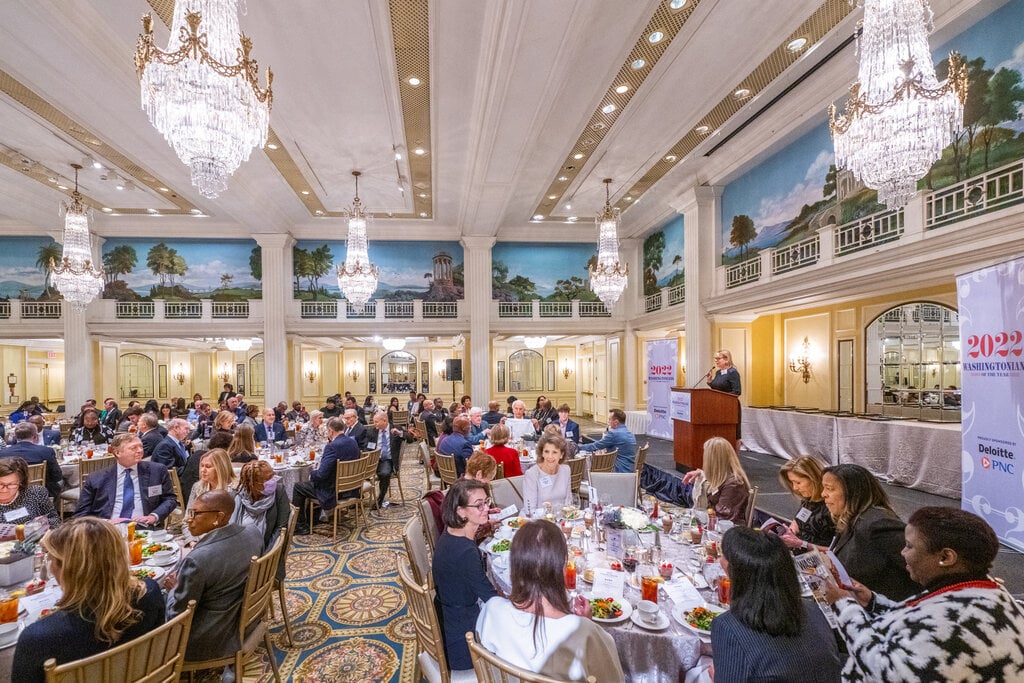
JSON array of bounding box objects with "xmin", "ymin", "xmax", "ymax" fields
[
  {"xmin": 789, "ymin": 336, "xmax": 813, "ymax": 383},
  {"xmin": 349, "ymin": 362, "xmax": 360, "ymax": 382},
  {"xmin": 173, "ymin": 363, "xmax": 187, "ymax": 385},
  {"xmin": 305, "ymin": 362, "xmax": 318, "ymax": 383}
]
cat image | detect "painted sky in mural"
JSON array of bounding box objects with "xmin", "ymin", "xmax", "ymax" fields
[
  {"xmin": 492, "ymin": 242, "xmax": 598, "ymax": 302},
  {"xmin": 0, "ymin": 237, "xmax": 58, "ymax": 299},
  {"xmin": 643, "ymin": 215, "xmax": 685, "ymax": 296},
  {"xmin": 293, "ymin": 240, "xmax": 464, "ymax": 301},
  {"xmin": 720, "ymin": 0, "xmax": 1024, "ymax": 265}
]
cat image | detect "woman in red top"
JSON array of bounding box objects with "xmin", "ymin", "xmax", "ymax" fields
[{"xmin": 485, "ymin": 423, "xmax": 523, "ymax": 477}]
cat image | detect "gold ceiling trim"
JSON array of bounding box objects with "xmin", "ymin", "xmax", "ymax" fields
[
  {"xmin": 0, "ymin": 67, "xmax": 198, "ymax": 215},
  {"xmin": 532, "ymin": 0, "xmax": 703, "ymax": 221}
]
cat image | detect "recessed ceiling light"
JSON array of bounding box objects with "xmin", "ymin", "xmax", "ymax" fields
[
  {"xmin": 533, "ymin": 214, "xmax": 544, "ymax": 220},
  {"xmin": 734, "ymin": 88, "xmax": 751, "ymax": 98},
  {"xmin": 648, "ymin": 31, "xmax": 664, "ymax": 44},
  {"xmin": 315, "ymin": 209, "xmax": 324, "ymax": 216},
  {"xmin": 548, "ymin": 194, "xmax": 557, "ymax": 199},
  {"xmin": 57, "ymin": 184, "xmax": 68, "ymax": 190},
  {"xmin": 47, "ymin": 176, "xmax": 56, "ymax": 183},
  {"xmin": 413, "ymin": 148, "xmax": 426, "ymax": 156},
  {"xmin": 602, "ymin": 104, "xmax": 616, "ymax": 114},
  {"xmin": 669, "ymin": 0, "xmax": 687, "ymax": 9},
  {"xmin": 695, "ymin": 125, "xmax": 710, "ymax": 134},
  {"xmin": 665, "ymin": 154, "xmax": 678, "ymax": 162},
  {"xmin": 568, "ymin": 216, "xmax": 577, "ymax": 222},
  {"xmin": 787, "ymin": 37, "xmax": 808, "ymax": 52},
  {"xmin": 266, "ymin": 143, "xmax": 278, "ymax": 150},
  {"xmin": 394, "ymin": 152, "xmax": 402, "ymax": 160},
  {"xmin": 615, "ymin": 85, "xmax": 629, "ymax": 94},
  {"xmin": 91, "ymin": 159, "xmax": 103, "ymax": 169},
  {"xmin": 147, "ymin": 208, "xmax": 158, "ymax": 214},
  {"xmin": 558, "ymin": 176, "xmax": 568, "ymax": 182},
  {"xmin": 408, "ymin": 77, "xmax": 421, "ymax": 86},
  {"xmin": 301, "ymin": 190, "xmax": 310, "ymax": 195},
  {"xmin": 625, "ymin": 196, "xmax": 633, "ymax": 201},
  {"xmin": 101, "ymin": 207, "xmax": 112, "ymax": 212},
  {"xmin": 573, "ymin": 153, "xmax": 584, "ymax": 160},
  {"xmin": 564, "ymin": 203, "xmax": 572, "ymax": 210},
  {"xmin": 631, "ymin": 58, "xmax": 646, "ymax": 70},
  {"xmin": 190, "ymin": 208, "xmax": 202, "ymax": 214},
  {"xmin": 419, "ymin": 212, "xmax": 428, "ymax": 217},
  {"xmin": 418, "ymin": 192, "xmax": 427, "ymax": 198},
  {"xmin": 159, "ymin": 187, "xmax": 169, "ymax": 192}
]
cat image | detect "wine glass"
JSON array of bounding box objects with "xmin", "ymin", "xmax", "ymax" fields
[{"xmin": 622, "ymin": 545, "xmax": 639, "ymax": 590}]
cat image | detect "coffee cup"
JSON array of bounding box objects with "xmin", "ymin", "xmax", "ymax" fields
[{"xmin": 637, "ymin": 599, "xmax": 659, "ymax": 624}]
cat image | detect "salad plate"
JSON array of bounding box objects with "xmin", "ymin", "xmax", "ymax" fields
[
  {"xmin": 586, "ymin": 594, "xmax": 632, "ymax": 624},
  {"xmin": 671, "ymin": 604, "xmax": 726, "ymax": 639}
]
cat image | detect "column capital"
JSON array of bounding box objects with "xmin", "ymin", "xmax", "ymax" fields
[
  {"xmin": 460, "ymin": 234, "xmax": 497, "ymax": 250},
  {"xmin": 254, "ymin": 232, "xmax": 296, "ymax": 249},
  {"xmin": 670, "ymin": 185, "xmax": 724, "ymax": 215}
]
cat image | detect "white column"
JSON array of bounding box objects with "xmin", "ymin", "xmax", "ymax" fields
[
  {"xmin": 618, "ymin": 238, "xmax": 641, "ymax": 410},
  {"xmin": 671, "ymin": 186, "xmax": 723, "ymax": 385},
  {"xmin": 255, "ymin": 233, "xmax": 295, "ymax": 405},
  {"xmin": 460, "ymin": 235, "xmax": 495, "ymax": 403}
]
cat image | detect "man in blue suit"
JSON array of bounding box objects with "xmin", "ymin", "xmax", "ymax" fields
[
  {"xmin": 254, "ymin": 408, "xmax": 286, "ymax": 444},
  {"xmin": 579, "ymin": 408, "xmax": 637, "ymax": 473},
  {"xmin": 555, "ymin": 404, "xmax": 581, "ymax": 444},
  {"xmin": 27, "ymin": 415, "xmax": 61, "ymax": 446},
  {"xmin": 291, "ymin": 417, "xmax": 360, "ymax": 535},
  {"xmin": 138, "ymin": 414, "xmax": 165, "ymax": 458},
  {"xmin": 151, "ymin": 418, "xmax": 190, "ymax": 476},
  {"xmin": 75, "ymin": 433, "xmax": 178, "ymax": 527},
  {"xmin": 2, "ymin": 422, "xmax": 62, "ymax": 497},
  {"xmin": 341, "ymin": 409, "xmax": 368, "ymax": 451}
]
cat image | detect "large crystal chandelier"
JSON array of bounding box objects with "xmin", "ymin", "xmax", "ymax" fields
[
  {"xmin": 50, "ymin": 164, "xmax": 104, "ymax": 312},
  {"xmin": 589, "ymin": 178, "xmax": 628, "ymax": 308},
  {"xmin": 829, "ymin": 0, "xmax": 967, "ymax": 208},
  {"xmin": 134, "ymin": 1, "xmax": 273, "ymax": 198},
  {"xmin": 336, "ymin": 171, "xmax": 379, "ymax": 311}
]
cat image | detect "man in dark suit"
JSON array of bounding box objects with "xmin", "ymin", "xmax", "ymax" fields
[
  {"xmin": 254, "ymin": 408, "xmax": 286, "ymax": 443},
  {"xmin": 420, "ymin": 398, "xmax": 441, "ymax": 447},
  {"xmin": 291, "ymin": 417, "xmax": 360, "ymax": 535},
  {"xmin": 75, "ymin": 433, "xmax": 178, "ymax": 527},
  {"xmin": 556, "ymin": 404, "xmax": 582, "ymax": 444},
  {"xmin": 216, "ymin": 383, "xmax": 236, "ymax": 405},
  {"xmin": 27, "ymin": 415, "xmax": 60, "ymax": 446},
  {"xmin": 366, "ymin": 410, "xmax": 414, "ymax": 508},
  {"xmin": 102, "ymin": 398, "xmax": 122, "ymax": 432},
  {"xmin": 138, "ymin": 413, "xmax": 165, "ymax": 458},
  {"xmin": 341, "ymin": 408, "xmax": 368, "ymax": 450},
  {"xmin": 344, "ymin": 396, "xmax": 367, "ymax": 425},
  {"xmin": 2, "ymin": 422, "xmax": 62, "ymax": 497},
  {"xmin": 151, "ymin": 418, "xmax": 190, "ymax": 475}
]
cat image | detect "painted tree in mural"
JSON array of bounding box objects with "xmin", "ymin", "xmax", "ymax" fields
[
  {"xmin": 307, "ymin": 245, "xmax": 333, "ymax": 296},
  {"xmin": 220, "ymin": 273, "xmax": 234, "ymax": 289},
  {"xmin": 643, "ymin": 230, "xmax": 666, "ymax": 296},
  {"xmin": 292, "ymin": 247, "xmax": 307, "ymax": 293},
  {"xmin": 35, "ymin": 241, "xmax": 62, "ymax": 296},
  {"xmin": 979, "ymin": 67, "xmax": 1024, "ymax": 169},
  {"xmin": 249, "ymin": 246, "xmax": 262, "ymax": 281},
  {"xmin": 823, "ymin": 164, "xmax": 838, "ymax": 199},
  {"xmin": 103, "ymin": 245, "xmax": 138, "ymax": 285},
  {"xmin": 730, "ymin": 215, "xmax": 756, "ymax": 261},
  {"xmin": 552, "ymin": 275, "xmax": 589, "ymax": 301},
  {"xmin": 146, "ymin": 242, "xmax": 187, "ymax": 286}
]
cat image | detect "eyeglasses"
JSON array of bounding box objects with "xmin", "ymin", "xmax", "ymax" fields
[
  {"xmin": 0, "ymin": 483, "xmax": 20, "ymax": 491},
  {"xmin": 462, "ymin": 498, "xmax": 493, "ymax": 511},
  {"xmin": 186, "ymin": 509, "xmax": 219, "ymax": 519}
]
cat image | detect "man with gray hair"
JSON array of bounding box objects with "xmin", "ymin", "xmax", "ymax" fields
[
  {"xmin": 467, "ymin": 406, "xmax": 490, "ymax": 443},
  {"xmin": 151, "ymin": 417, "xmax": 191, "ymax": 476},
  {"xmin": 138, "ymin": 413, "xmax": 164, "ymax": 458},
  {"xmin": 291, "ymin": 416, "xmax": 360, "ymax": 535}
]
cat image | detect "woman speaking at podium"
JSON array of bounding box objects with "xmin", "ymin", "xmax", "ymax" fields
[{"xmin": 706, "ymin": 349, "xmax": 742, "ymax": 442}]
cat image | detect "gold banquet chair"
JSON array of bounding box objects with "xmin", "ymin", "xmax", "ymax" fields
[
  {"xmin": 435, "ymin": 452, "xmax": 459, "ymax": 489},
  {"xmin": 403, "ymin": 514, "xmax": 433, "ymax": 588},
  {"xmin": 466, "ymin": 632, "xmax": 596, "ymax": 683},
  {"xmin": 269, "ymin": 505, "xmax": 299, "ymax": 647},
  {"xmin": 59, "ymin": 456, "xmax": 118, "ymax": 517},
  {"xmin": 306, "ymin": 454, "xmax": 372, "ymax": 538},
  {"xmin": 44, "ymin": 600, "xmax": 196, "ymax": 683},
  {"xmin": 588, "ymin": 448, "xmax": 617, "ymax": 473},
  {"xmin": 27, "ymin": 462, "xmax": 47, "ymax": 490},
  {"xmin": 419, "ymin": 441, "xmax": 442, "ymax": 491}
]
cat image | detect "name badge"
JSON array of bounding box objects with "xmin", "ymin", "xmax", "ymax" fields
[
  {"xmin": 4, "ymin": 507, "xmax": 29, "ymax": 522},
  {"xmin": 148, "ymin": 485, "xmax": 163, "ymax": 497},
  {"xmin": 565, "ymin": 431, "xmax": 574, "ymax": 438},
  {"xmin": 539, "ymin": 474, "xmax": 553, "ymax": 488},
  {"xmin": 367, "ymin": 441, "xmax": 377, "ymax": 450},
  {"xmin": 796, "ymin": 507, "xmax": 812, "ymax": 522}
]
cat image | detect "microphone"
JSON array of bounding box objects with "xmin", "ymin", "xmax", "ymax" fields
[{"xmin": 691, "ymin": 367, "xmax": 716, "ymax": 389}]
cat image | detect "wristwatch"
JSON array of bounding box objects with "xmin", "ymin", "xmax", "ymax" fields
[{"xmin": 801, "ymin": 541, "xmax": 808, "ymax": 550}]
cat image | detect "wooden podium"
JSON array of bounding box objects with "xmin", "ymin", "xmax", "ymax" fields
[{"xmin": 671, "ymin": 387, "xmax": 739, "ymax": 470}]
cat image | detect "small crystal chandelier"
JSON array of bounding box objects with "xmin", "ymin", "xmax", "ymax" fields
[
  {"xmin": 134, "ymin": 1, "xmax": 273, "ymax": 198},
  {"xmin": 523, "ymin": 336, "xmax": 547, "ymax": 350},
  {"xmin": 829, "ymin": 0, "xmax": 968, "ymax": 208},
  {"xmin": 50, "ymin": 164, "xmax": 104, "ymax": 312},
  {"xmin": 382, "ymin": 338, "xmax": 406, "ymax": 352},
  {"xmin": 224, "ymin": 338, "xmax": 253, "ymax": 352},
  {"xmin": 589, "ymin": 178, "xmax": 628, "ymax": 308},
  {"xmin": 336, "ymin": 171, "xmax": 379, "ymax": 311}
]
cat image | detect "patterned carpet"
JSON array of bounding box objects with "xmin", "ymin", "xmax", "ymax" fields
[{"xmin": 211, "ymin": 446, "xmax": 425, "ymax": 683}]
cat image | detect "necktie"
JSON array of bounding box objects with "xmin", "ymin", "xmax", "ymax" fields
[
  {"xmin": 381, "ymin": 431, "xmax": 390, "ymax": 458},
  {"xmin": 120, "ymin": 469, "xmax": 135, "ymax": 519},
  {"xmin": 176, "ymin": 440, "xmax": 187, "ymax": 463}
]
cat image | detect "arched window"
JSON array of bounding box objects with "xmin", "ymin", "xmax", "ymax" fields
[
  {"xmin": 381, "ymin": 351, "xmax": 417, "ymax": 394},
  {"xmin": 119, "ymin": 353, "xmax": 154, "ymax": 400},
  {"xmin": 249, "ymin": 353, "xmax": 265, "ymax": 398},
  {"xmin": 866, "ymin": 302, "xmax": 960, "ymax": 420},
  {"xmin": 509, "ymin": 349, "xmax": 544, "ymax": 392}
]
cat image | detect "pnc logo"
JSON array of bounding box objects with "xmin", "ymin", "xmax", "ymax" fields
[
  {"xmin": 981, "ymin": 456, "xmax": 1014, "ymax": 474},
  {"xmin": 981, "ymin": 457, "xmax": 992, "ymax": 469}
]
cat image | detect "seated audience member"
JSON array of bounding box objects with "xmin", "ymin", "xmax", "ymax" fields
[
  {"xmin": 291, "ymin": 418, "xmax": 360, "ymax": 535},
  {"xmin": 0, "ymin": 457, "xmax": 60, "ymax": 528},
  {"xmin": 138, "ymin": 413, "xmax": 165, "ymax": 458},
  {"xmin": 578, "ymin": 409, "xmax": 637, "ymax": 472},
  {"xmin": 531, "ymin": 398, "xmax": 559, "ymax": 432},
  {"xmin": 286, "ymin": 401, "xmax": 309, "ymax": 422},
  {"xmin": 159, "ymin": 403, "xmax": 175, "ymax": 422},
  {"xmin": 254, "ymin": 407, "xmax": 285, "ymax": 444},
  {"xmin": 232, "ymin": 460, "xmax": 289, "ymax": 554},
  {"xmin": 241, "ymin": 403, "xmax": 260, "ymax": 430},
  {"xmin": 320, "ymin": 396, "xmax": 343, "ymax": 419},
  {"xmin": 74, "ymin": 433, "xmax": 178, "ymax": 527},
  {"xmin": 340, "ymin": 408, "xmax": 368, "ymax": 450},
  {"xmin": 543, "ymin": 423, "xmax": 578, "ymax": 458},
  {"xmin": 477, "ymin": 519, "xmax": 623, "ymax": 681},
  {"xmin": 344, "ymin": 396, "xmax": 368, "ymax": 425},
  {"xmin": 163, "ymin": 490, "xmax": 264, "ymax": 666},
  {"xmin": 523, "ymin": 433, "xmax": 572, "ymax": 515},
  {"xmin": 12, "ymin": 518, "xmax": 166, "ymax": 683},
  {"xmin": 466, "ymin": 407, "xmax": 491, "ymax": 443},
  {"xmin": 182, "ymin": 448, "xmax": 237, "ymax": 545},
  {"xmin": 71, "ymin": 408, "xmax": 114, "ymax": 445},
  {"xmin": 188, "ymin": 393, "xmax": 203, "ymax": 410},
  {"xmin": 775, "ymin": 455, "xmax": 836, "ymax": 550},
  {"xmin": 116, "ymin": 406, "xmax": 144, "ymax": 433},
  {"xmin": 436, "ymin": 415, "xmax": 474, "ymax": 476},
  {"xmin": 481, "ymin": 400, "xmax": 505, "ymax": 426},
  {"xmin": 432, "ymin": 479, "xmax": 498, "ymax": 673},
  {"xmin": 101, "ymin": 399, "xmax": 122, "ymax": 431},
  {"xmin": 227, "ymin": 423, "xmax": 258, "ymax": 463},
  {"xmin": 205, "ymin": 410, "xmax": 237, "ymax": 450},
  {"xmin": 711, "ymin": 527, "xmax": 841, "ymax": 683},
  {"xmin": 682, "ymin": 437, "xmax": 751, "ymax": 525},
  {"xmin": 26, "ymin": 415, "xmax": 60, "ymax": 446},
  {"xmin": 827, "ymin": 507, "xmax": 1024, "ymax": 681},
  {"xmin": 151, "ymin": 418, "xmax": 190, "ymax": 476},
  {"xmin": 821, "ymin": 463, "xmax": 917, "ymax": 601},
  {"xmin": 386, "ymin": 397, "xmax": 401, "ymax": 418},
  {"xmin": 554, "ymin": 403, "xmax": 580, "ymax": 445},
  {"xmin": 9, "ymin": 400, "xmax": 36, "ymax": 424},
  {"xmin": 304, "ymin": 410, "xmax": 328, "ymax": 442},
  {"xmin": 2, "ymin": 422, "xmax": 62, "ymax": 497},
  {"xmin": 433, "ymin": 417, "xmax": 454, "ymax": 454},
  {"xmin": 420, "ymin": 399, "xmax": 441, "ymax": 446},
  {"xmin": 485, "ymin": 423, "xmax": 523, "ymax": 477}
]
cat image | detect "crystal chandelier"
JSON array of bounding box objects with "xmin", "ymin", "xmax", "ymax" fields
[
  {"xmin": 134, "ymin": 1, "xmax": 273, "ymax": 198},
  {"xmin": 50, "ymin": 164, "xmax": 104, "ymax": 312},
  {"xmin": 829, "ymin": 0, "xmax": 968, "ymax": 208},
  {"xmin": 523, "ymin": 336, "xmax": 547, "ymax": 350},
  {"xmin": 336, "ymin": 171, "xmax": 379, "ymax": 311},
  {"xmin": 589, "ymin": 178, "xmax": 628, "ymax": 308}
]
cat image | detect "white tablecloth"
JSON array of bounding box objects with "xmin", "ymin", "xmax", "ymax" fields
[{"xmin": 625, "ymin": 411, "xmax": 651, "ymax": 436}]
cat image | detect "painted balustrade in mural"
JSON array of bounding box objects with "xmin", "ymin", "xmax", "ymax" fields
[
  {"xmin": 0, "ymin": 301, "xmax": 10, "ymax": 319},
  {"xmin": 926, "ymin": 157, "xmax": 1024, "ymax": 229}
]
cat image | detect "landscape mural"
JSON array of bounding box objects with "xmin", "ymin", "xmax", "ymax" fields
[
  {"xmin": 491, "ymin": 242, "xmax": 599, "ymax": 302},
  {"xmin": 643, "ymin": 215, "xmax": 685, "ymax": 296},
  {"xmin": 292, "ymin": 240, "xmax": 464, "ymax": 302},
  {"xmin": 0, "ymin": 236, "xmax": 61, "ymax": 301},
  {"xmin": 101, "ymin": 238, "xmax": 261, "ymax": 301},
  {"xmin": 721, "ymin": 0, "xmax": 1024, "ymax": 266}
]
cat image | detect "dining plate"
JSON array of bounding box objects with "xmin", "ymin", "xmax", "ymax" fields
[
  {"xmin": 586, "ymin": 594, "xmax": 632, "ymax": 624},
  {"xmin": 630, "ymin": 610, "xmax": 670, "ymax": 631},
  {"xmin": 131, "ymin": 566, "xmax": 167, "ymax": 581},
  {"xmin": 146, "ymin": 549, "xmax": 180, "ymax": 567},
  {"xmin": 671, "ymin": 604, "xmax": 726, "ymax": 639}
]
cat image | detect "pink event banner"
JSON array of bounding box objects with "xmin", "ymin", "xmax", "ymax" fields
[
  {"xmin": 957, "ymin": 255, "xmax": 1024, "ymax": 552},
  {"xmin": 646, "ymin": 339, "xmax": 678, "ymax": 440}
]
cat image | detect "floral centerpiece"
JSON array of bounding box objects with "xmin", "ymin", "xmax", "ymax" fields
[{"xmin": 602, "ymin": 507, "xmax": 659, "ymax": 532}]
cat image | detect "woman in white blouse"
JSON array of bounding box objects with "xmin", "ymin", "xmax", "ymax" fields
[{"xmin": 523, "ymin": 433, "xmax": 572, "ymax": 515}]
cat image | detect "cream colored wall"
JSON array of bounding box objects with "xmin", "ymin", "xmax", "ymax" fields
[
  {"xmin": 491, "ymin": 341, "xmax": 578, "ymax": 413},
  {"xmin": 1, "ymin": 345, "xmax": 27, "ymax": 407},
  {"xmin": 783, "ymin": 313, "xmax": 831, "ymax": 408}
]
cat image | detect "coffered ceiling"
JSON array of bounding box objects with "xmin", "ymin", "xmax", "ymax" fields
[{"xmin": 0, "ymin": 0, "xmax": 996, "ymax": 244}]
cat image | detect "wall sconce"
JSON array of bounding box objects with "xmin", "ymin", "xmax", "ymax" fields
[
  {"xmin": 217, "ymin": 363, "xmax": 231, "ymax": 383},
  {"xmin": 173, "ymin": 363, "xmax": 187, "ymax": 385},
  {"xmin": 561, "ymin": 360, "xmax": 571, "ymax": 379},
  {"xmin": 6, "ymin": 373, "xmax": 15, "ymax": 399},
  {"xmin": 436, "ymin": 363, "xmax": 447, "ymax": 381},
  {"xmin": 305, "ymin": 362, "xmax": 318, "ymax": 383},
  {"xmin": 349, "ymin": 362, "xmax": 360, "ymax": 382},
  {"xmin": 788, "ymin": 336, "xmax": 813, "ymax": 383}
]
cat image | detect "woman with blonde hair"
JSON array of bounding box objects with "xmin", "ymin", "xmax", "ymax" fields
[
  {"xmin": 227, "ymin": 423, "xmax": 257, "ymax": 463},
  {"xmin": 776, "ymin": 455, "xmax": 835, "ymax": 549},
  {"xmin": 682, "ymin": 436, "xmax": 751, "ymax": 524},
  {"xmin": 183, "ymin": 448, "xmax": 237, "ymax": 545},
  {"xmin": 205, "ymin": 409, "xmax": 237, "ymax": 450},
  {"xmin": 12, "ymin": 517, "xmax": 166, "ymax": 681},
  {"xmin": 485, "ymin": 422, "xmax": 524, "ymax": 477}
]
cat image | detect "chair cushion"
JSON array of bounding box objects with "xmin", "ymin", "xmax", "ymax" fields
[{"xmin": 60, "ymin": 487, "xmax": 81, "ymax": 502}]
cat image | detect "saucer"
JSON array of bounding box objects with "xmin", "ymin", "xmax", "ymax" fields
[{"xmin": 630, "ymin": 610, "xmax": 670, "ymax": 631}]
